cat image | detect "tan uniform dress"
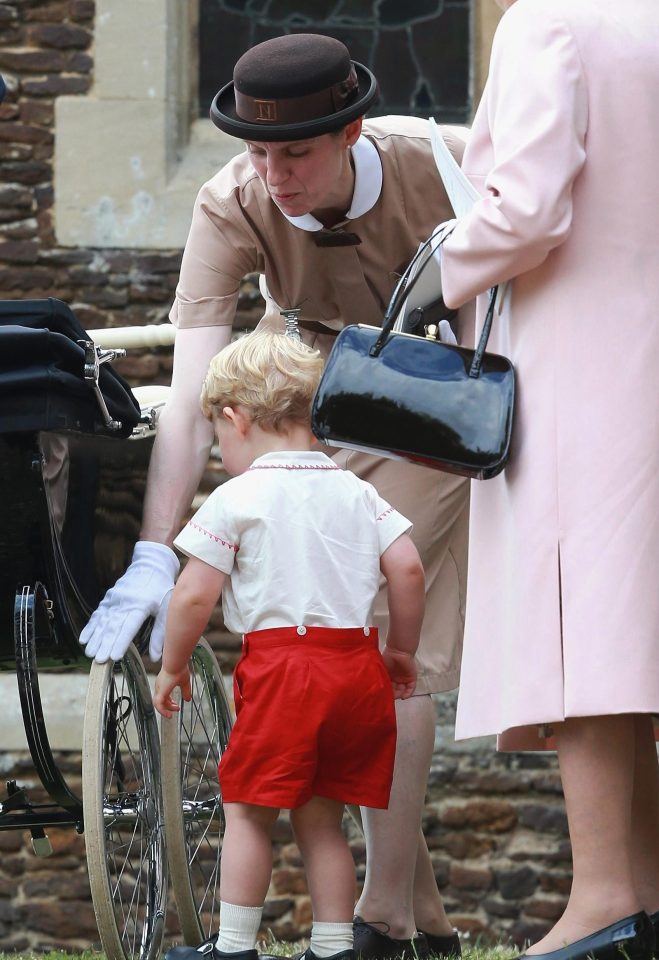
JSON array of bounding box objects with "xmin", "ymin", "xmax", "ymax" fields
[{"xmin": 170, "ymin": 115, "xmax": 468, "ymax": 695}]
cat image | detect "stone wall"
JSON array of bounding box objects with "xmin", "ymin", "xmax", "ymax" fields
[
  {"xmin": 0, "ymin": 0, "xmax": 261, "ymax": 375},
  {"xmin": 0, "ymin": 0, "xmax": 570, "ymax": 953}
]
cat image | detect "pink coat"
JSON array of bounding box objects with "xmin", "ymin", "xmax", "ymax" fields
[{"xmin": 441, "ymin": 0, "xmax": 659, "ymax": 747}]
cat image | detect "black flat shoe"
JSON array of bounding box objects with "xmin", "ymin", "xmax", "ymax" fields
[
  {"xmin": 419, "ymin": 931, "xmax": 461, "ymax": 959},
  {"xmin": 300, "ymin": 950, "xmax": 355, "ymax": 960},
  {"xmin": 517, "ymin": 912, "xmax": 654, "ymax": 960},
  {"xmin": 259, "ymin": 948, "xmax": 354, "ymax": 960},
  {"xmin": 353, "ymin": 916, "xmax": 429, "ymax": 960},
  {"xmin": 164, "ymin": 939, "xmax": 258, "ymax": 960}
]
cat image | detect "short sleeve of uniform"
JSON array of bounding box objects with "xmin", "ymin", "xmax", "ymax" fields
[
  {"xmin": 173, "ymin": 490, "xmax": 239, "ymax": 574},
  {"xmin": 372, "ymin": 490, "xmax": 412, "ymax": 556},
  {"xmin": 169, "ymin": 172, "xmax": 259, "ymax": 329}
]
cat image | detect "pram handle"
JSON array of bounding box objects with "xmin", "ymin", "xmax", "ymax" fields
[{"xmin": 86, "ymin": 324, "xmax": 177, "ymax": 350}]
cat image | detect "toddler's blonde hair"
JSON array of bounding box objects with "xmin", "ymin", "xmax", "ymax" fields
[{"xmin": 200, "ymin": 331, "xmax": 324, "ymax": 433}]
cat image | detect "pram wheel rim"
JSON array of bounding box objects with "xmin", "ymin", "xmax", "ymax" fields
[{"xmin": 82, "ymin": 644, "xmax": 167, "ymax": 960}]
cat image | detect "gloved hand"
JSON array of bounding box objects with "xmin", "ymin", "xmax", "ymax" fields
[
  {"xmin": 437, "ymin": 318, "xmax": 458, "ymax": 345},
  {"xmin": 80, "ymin": 540, "xmax": 180, "ymax": 664}
]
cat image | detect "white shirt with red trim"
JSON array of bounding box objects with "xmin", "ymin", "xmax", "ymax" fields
[{"xmin": 173, "ymin": 450, "xmax": 411, "ymax": 635}]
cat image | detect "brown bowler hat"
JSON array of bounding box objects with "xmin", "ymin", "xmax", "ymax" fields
[{"xmin": 210, "ymin": 33, "xmax": 379, "ymax": 142}]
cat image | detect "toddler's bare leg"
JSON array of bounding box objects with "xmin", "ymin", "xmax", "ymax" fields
[
  {"xmin": 220, "ymin": 801, "xmax": 280, "ymax": 905},
  {"xmin": 292, "ymin": 796, "xmax": 355, "ymax": 921}
]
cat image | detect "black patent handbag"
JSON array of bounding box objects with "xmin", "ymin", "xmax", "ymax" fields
[{"xmin": 311, "ymin": 238, "xmax": 515, "ymax": 480}]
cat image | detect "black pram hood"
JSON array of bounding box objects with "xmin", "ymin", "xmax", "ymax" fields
[{"xmin": 0, "ymin": 298, "xmax": 141, "ymax": 438}]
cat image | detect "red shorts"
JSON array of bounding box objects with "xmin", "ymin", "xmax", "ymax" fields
[{"xmin": 219, "ymin": 626, "xmax": 397, "ymax": 810}]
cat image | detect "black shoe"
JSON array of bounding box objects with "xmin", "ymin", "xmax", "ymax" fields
[
  {"xmin": 259, "ymin": 949, "xmax": 354, "ymax": 960},
  {"xmin": 164, "ymin": 938, "xmax": 259, "ymax": 960},
  {"xmin": 300, "ymin": 951, "xmax": 355, "ymax": 960},
  {"xmin": 517, "ymin": 912, "xmax": 654, "ymax": 960},
  {"xmin": 419, "ymin": 931, "xmax": 461, "ymax": 959},
  {"xmin": 353, "ymin": 916, "xmax": 429, "ymax": 960}
]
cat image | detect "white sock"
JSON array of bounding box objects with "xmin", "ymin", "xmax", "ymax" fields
[
  {"xmin": 310, "ymin": 921, "xmax": 353, "ymax": 958},
  {"xmin": 215, "ymin": 901, "xmax": 262, "ymax": 953}
]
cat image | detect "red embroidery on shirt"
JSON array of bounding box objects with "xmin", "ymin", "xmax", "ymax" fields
[
  {"xmin": 248, "ymin": 464, "xmax": 341, "ymax": 471},
  {"xmin": 187, "ymin": 521, "xmax": 238, "ymax": 551},
  {"xmin": 376, "ymin": 506, "xmax": 395, "ymax": 522}
]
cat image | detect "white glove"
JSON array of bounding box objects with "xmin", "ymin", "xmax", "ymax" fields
[
  {"xmin": 80, "ymin": 540, "xmax": 180, "ymax": 664},
  {"xmin": 437, "ymin": 318, "xmax": 458, "ymax": 345}
]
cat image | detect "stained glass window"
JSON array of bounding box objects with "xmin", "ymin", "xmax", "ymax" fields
[{"xmin": 199, "ymin": 1, "xmax": 472, "ymax": 124}]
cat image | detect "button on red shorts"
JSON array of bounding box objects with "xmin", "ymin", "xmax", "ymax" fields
[{"xmin": 219, "ymin": 626, "xmax": 397, "ymax": 810}]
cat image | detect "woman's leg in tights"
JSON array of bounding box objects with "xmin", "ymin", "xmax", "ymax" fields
[
  {"xmin": 631, "ymin": 715, "xmax": 659, "ymax": 914},
  {"xmin": 354, "ymin": 695, "xmax": 454, "ymax": 938},
  {"xmin": 528, "ymin": 715, "xmax": 640, "ymax": 954}
]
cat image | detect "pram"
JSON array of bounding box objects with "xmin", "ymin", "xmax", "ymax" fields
[{"xmin": 0, "ymin": 297, "xmax": 232, "ymax": 960}]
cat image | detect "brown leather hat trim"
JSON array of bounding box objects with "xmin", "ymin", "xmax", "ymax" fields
[{"xmin": 235, "ymin": 66, "xmax": 359, "ymax": 125}]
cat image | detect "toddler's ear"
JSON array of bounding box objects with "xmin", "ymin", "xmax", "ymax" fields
[{"xmin": 223, "ymin": 405, "xmax": 251, "ymax": 437}]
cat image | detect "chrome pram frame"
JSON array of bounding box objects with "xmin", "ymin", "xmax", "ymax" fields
[{"xmin": 0, "ymin": 300, "xmax": 232, "ymax": 960}]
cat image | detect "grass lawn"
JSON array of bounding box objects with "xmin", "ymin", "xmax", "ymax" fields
[{"xmin": 0, "ymin": 947, "xmax": 519, "ymax": 960}]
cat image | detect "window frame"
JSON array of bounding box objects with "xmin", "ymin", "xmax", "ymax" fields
[{"xmin": 53, "ymin": 0, "xmax": 498, "ymax": 250}]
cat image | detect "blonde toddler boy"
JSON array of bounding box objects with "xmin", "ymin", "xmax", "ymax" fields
[{"xmin": 155, "ymin": 331, "xmax": 425, "ymax": 960}]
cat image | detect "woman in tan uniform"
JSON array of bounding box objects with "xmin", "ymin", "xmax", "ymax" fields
[{"xmin": 81, "ymin": 33, "xmax": 467, "ymax": 960}]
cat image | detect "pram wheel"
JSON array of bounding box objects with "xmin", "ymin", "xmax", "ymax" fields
[
  {"xmin": 161, "ymin": 638, "xmax": 232, "ymax": 943},
  {"xmin": 83, "ymin": 644, "xmax": 167, "ymax": 960}
]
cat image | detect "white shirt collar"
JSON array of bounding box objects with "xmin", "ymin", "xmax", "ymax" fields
[
  {"xmin": 281, "ymin": 135, "xmax": 383, "ymax": 233},
  {"xmin": 248, "ymin": 450, "xmax": 341, "ymax": 470}
]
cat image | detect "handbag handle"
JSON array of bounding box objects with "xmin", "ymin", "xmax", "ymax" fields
[
  {"xmin": 468, "ymin": 286, "xmax": 498, "ymax": 379},
  {"xmin": 369, "ymin": 230, "xmax": 498, "ymax": 381},
  {"xmin": 370, "ymin": 232, "xmax": 447, "ymax": 355}
]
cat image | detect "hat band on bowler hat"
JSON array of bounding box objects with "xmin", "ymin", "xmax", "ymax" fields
[{"xmin": 235, "ymin": 66, "xmax": 359, "ymax": 125}]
